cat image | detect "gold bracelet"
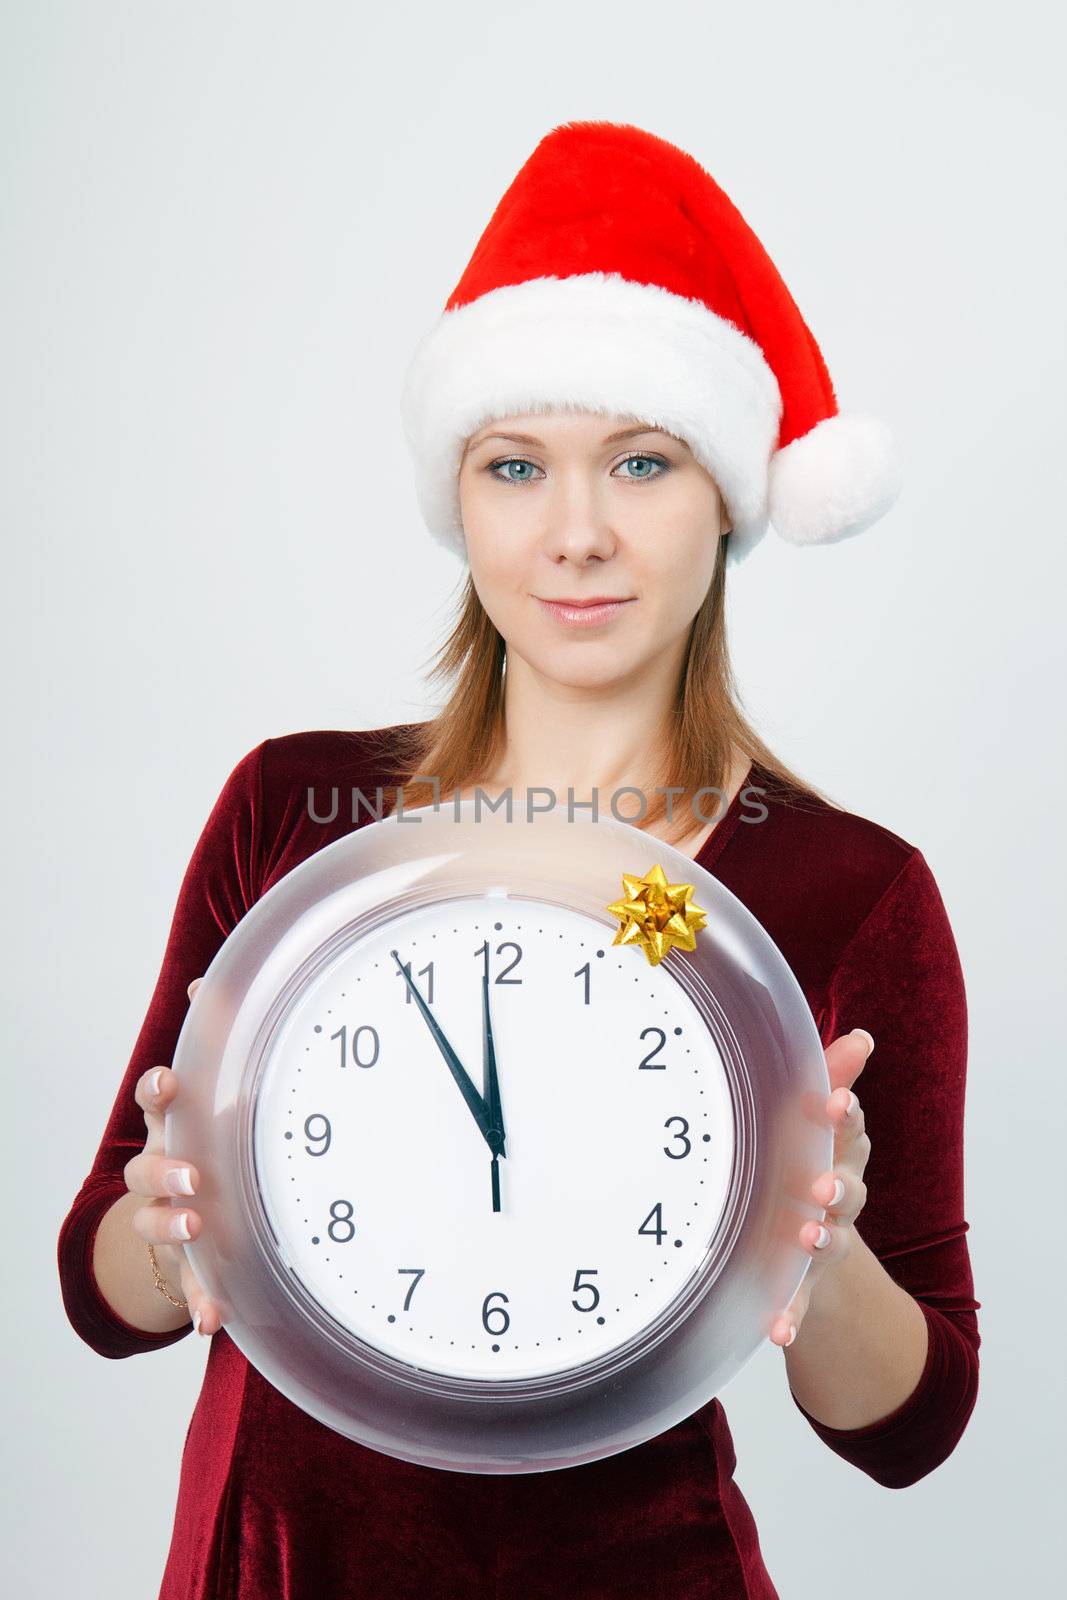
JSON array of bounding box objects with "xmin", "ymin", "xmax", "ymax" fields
[{"xmin": 147, "ymin": 1243, "xmax": 189, "ymax": 1309}]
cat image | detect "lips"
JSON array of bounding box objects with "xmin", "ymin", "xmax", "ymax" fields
[
  {"xmin": 536, "ymin": 597, "xmax": 636, "ymax": 627},
  {"xmin": 539, "ymin": 597, "xmax": 631, "ymax": 607}
]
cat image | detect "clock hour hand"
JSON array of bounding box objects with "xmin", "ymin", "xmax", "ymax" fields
[
  {"xmin": 482, "ymin": 971, "xmax": 507, "ymax": 1214},
  {"xmin": 390, "ymin": 950, "xmax": 496, "ymax": 1149}
]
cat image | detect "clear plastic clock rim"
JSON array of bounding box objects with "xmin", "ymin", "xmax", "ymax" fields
[{"xmin": 167, "ymin": 799, "xmax": 833, "ymax": 1474}]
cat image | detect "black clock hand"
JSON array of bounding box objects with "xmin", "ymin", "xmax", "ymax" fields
[
  {"xmin": 481, "ymin": 973, "xmax": 506, "ymax": 1151},
  {"xmin": 390, "ymin": 950, "xmax": 496, "ymax": 1149},
  {"xmin": 481, "ymin": 971, "xmax": 507, "ymax": 1214}
]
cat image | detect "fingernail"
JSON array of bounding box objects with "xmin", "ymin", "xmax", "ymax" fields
[
  {"xmin": 814, "ymin": 1224, "xmax": 831, "ymax": 1250},
  {"xmin": 850, "ymin": 1028, "xmax": 875, "ymax": 1056},
  {"xmin": 785, "ymin": 1324, "xmax": 797, "ymax": 1346},
  {"xmin": 193, "ymin": 1308, "xmax": 203, "ymax": 1336},
  {"xmin": 149, "ymin": 1068, "xmax": 163, "ymax": 1097},
  {"xmin": 169, "ymin": 1211, "xmax": 191, "ymax": 1241},
  {"xmin": 845, "ymin": 1091, "xmax": 858, "ymax": 1118},
  {"xmin": 166, "ymin": 1167, "xmax": 195, "ymax": 1196},
  {"xmin": 829, "ymin": 1177, "xmax": 845, "ymax": 1206}
]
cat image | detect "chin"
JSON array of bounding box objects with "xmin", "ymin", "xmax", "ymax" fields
[{"xmin": 539, "ymin": 658, "xmax": 637, "ymax": 692}]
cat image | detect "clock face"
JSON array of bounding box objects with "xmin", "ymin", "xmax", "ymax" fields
[{"xmin": 252, "ymin": 893, "xmax": 736, "ymax": 1382}]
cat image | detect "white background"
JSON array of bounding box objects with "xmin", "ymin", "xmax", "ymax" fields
[{"xmin": 5, "ymin": 1, "xmax": 1064, "ymax": 1593}]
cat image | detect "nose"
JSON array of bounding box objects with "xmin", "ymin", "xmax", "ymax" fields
[{"xmin": 538, "ymin": 473, "xmax": 618, "ymax": 564}]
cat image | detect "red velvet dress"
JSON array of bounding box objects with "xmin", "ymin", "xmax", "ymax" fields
[{"xmin": 57, "ymin": 728, "xmax": 981, "ymax": 1599}]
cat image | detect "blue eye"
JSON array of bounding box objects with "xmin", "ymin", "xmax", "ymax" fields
[
  {"xmin": 616, "ymin": 454, "xmax": 668, "ymax": 480},
  {"xmin": 488, "ymin": 458, "xmax": 541, "ymax": 484}
]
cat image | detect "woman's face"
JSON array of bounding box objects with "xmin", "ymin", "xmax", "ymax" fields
[{"xmin": 458, "ymin": 410, "xmax": 729, "ymax": 692}]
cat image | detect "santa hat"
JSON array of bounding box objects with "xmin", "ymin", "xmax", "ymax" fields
[{"xmin": 400, "ymin": 120, "xmax": 901, "ymax": 566}]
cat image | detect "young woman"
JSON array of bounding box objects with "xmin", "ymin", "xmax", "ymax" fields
[{"xmin": 58, "ymin": 122, "xmax": 981, "ymax": 1599}]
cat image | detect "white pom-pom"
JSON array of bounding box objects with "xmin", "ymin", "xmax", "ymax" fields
[{"xmin": 768, "ymin": 412, "xmax": 902, "ymax": 547}]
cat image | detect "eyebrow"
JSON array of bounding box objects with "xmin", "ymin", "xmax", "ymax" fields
[{"xmin": 466, "ymin": 424, "xmax": 675, "ymax": 452}]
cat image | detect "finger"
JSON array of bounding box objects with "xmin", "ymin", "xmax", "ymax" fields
[
  {"xmin": 823, "ymin": 1028, "xmax": 874, "ymax": 1098},
  {"xmin": 130, "ymin": 1195, "xmax": 203, "ymax": 1248},
  {"xmin": 177, "ymin": 1252, "xmax": 221, "ymax": 1336},
  {"xmin": 769, "ymin": 1283, "xmax": 810, "ymax": 1346},
  {"xmin": 798, "ymin": 1199, "xmax": 863, "ymax": 1262},
  {"xmin": 812, "ymin": 1167, "xmax": 868, "ymax": 1224},
  {"xmin": 144, "ymin": 1223, "xmax": 223, "ymax": 1338},
  {"xmin": 185, "ymin": 1273, "xmax": 223, "ymax": 1337},
  {"xmin": 799, "ymin": 1219, "xmax": 842, "ymax": 1268},
  {"xmin": 123, "ymin": 1147, "xmax": 201, "ymax": 1201},
  {"xmin": 135, "ymin": 1064, "xmax": 180, "ymax": 1150},
  {"xmin": 827, "ymin": 1086, "xmax": 869, "ymax": 1156}
]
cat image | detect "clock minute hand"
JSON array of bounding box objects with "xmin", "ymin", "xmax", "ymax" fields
[
  {"xmin": 481, "ymin": 971, "xmax": 508, "ymax": 1214},
  {"xmin": 481, "ymin": 973, "xmax": 506, "ymax": 1156},
  {"xmin": 390, "ymin": 950, "xmax": 495, "ymax": 1148}
]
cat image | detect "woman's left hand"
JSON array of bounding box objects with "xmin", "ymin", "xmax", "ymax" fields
[{"xmin": 768, "ymin": 1027, "xmax": 875, "ymax": 1348}]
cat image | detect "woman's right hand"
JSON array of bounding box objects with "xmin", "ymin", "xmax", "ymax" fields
[{"xmin": 125, "ymin": 977, "xmax": 221, "ymax": 1336}]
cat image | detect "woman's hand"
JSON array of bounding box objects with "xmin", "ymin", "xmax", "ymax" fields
[
  {"xmin": 125, "ymin": 976, "xmax": 222, "ymax": 1336},
  {"xmin": 768, "ymin": 1027, "xmax": 875, "ymax": 1348}
]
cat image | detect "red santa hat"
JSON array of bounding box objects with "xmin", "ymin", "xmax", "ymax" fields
[{"xmin": 400, "ymin": 120, "xmax": 901, "ymax": 566}]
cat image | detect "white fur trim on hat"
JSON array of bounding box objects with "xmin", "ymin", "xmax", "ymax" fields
[{"xmin": 400, "ymin": 271, "xmax": 782, "ymax": 564}]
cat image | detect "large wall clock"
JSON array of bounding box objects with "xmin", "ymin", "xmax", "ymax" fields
[{"xmin": 167, "ymin": 801, "xmax": 831, "ymax": 1473}]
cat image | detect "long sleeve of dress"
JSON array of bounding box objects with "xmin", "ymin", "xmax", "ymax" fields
[
  {"xmin": 56, "ymin": 740, "xmax": 269, "ymax": 1360},
  {"xmin": 790, "ymin": 847, "xmax": 982, "ymax": 1489}
]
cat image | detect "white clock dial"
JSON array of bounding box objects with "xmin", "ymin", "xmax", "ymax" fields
[{"xmin": 252, "ymin": 893, "xmax": 736, "ymax": 1382}]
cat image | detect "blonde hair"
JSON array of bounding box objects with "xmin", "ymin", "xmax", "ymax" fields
[{"xmin": 373, "ymin": 534, "xmax": 838, "ymax": 845}]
